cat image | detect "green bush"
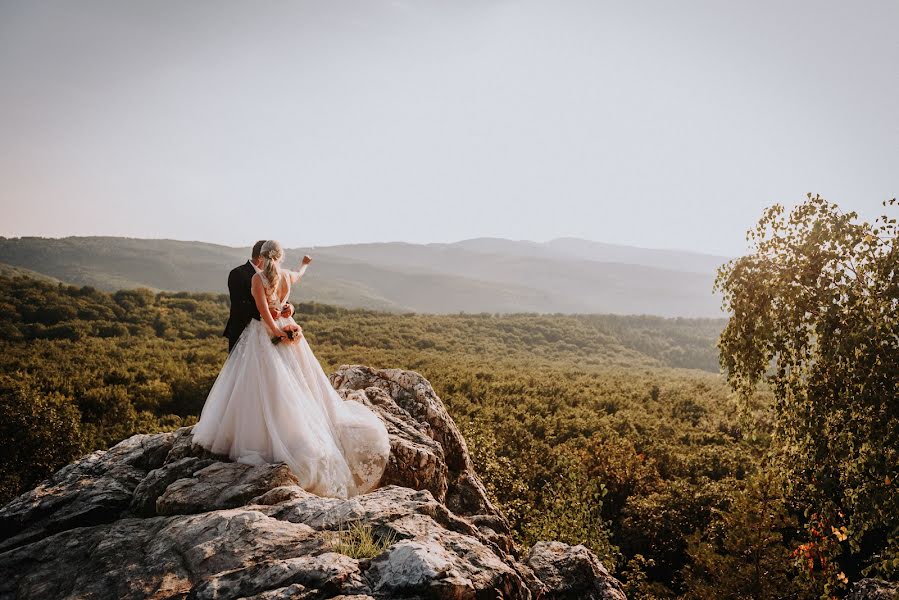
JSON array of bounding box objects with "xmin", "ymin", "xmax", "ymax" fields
[{"xmin": 0, "ymin": 374, "xmax": 86, "ymax": 505}]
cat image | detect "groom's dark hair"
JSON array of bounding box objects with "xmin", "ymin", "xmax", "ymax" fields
[{"xmin": 252, "ymin": 240, "xmax": 267, "ymax": 260}]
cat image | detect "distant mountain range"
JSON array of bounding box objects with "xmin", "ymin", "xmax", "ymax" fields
[{"xmin": 0, "ymin": 236, "xmax": 730, "ymax": 317}]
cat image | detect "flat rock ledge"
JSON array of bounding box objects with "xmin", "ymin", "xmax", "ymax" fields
[{"xmin": 0, "ymin": 365, "xmax": 625, "ymax": 600}]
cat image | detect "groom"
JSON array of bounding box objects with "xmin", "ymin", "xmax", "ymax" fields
[{"xmin": 223, "ymin": 240, "xmax": 267, "ymax": 352}]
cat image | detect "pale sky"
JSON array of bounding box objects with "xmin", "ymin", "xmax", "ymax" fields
[{"xmin": 1, "ymin": 0, "xmax": 896, "ymax": 256}]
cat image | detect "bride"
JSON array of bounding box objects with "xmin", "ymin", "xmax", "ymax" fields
[{"xmin": 192, "ymin": 240, "xmax": 390, "ymax": 498}]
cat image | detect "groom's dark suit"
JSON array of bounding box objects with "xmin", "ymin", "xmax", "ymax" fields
[{"xmin": 223, "ymin": 261, "xmax": 261, "ymax": 352}]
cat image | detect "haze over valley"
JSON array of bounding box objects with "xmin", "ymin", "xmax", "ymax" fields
[{"xmin": 0, "ymin": 235, "xmax": 728, "ymax": 317}]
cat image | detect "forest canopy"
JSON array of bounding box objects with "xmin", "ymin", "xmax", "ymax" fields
[
  {"xmin": 1, "ymin": 196, "xmax": 895, "ymax": 598},
  {"xmin": 0, "ymin": 270, "xmax": 749, "ymax": 596}
]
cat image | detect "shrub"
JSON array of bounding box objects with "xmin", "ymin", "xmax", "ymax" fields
[{"xmin": 0, "ymin": 374, "xmax": 86, "ymax": 505}]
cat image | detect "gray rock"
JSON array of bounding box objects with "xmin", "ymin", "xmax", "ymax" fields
[
  {"xmin": 332, "ymin": 365, "xmax": 505, "ymax": 523},
  {"xmin": 259, "ymin": 485, "xmax": 491, "ymax": 551},
  {"xmin": 0, "ymin": 366, "xmax": 625, "ymax": 600},
  {"xmin": 526, "ymin": 541, "xmax": 627, "ymax": 600},
  {"xmin": 130, "ymin": 456, "xmax": 216, "ymax": 516},
  {"xmin": 156, "ymin": 461, "xmax": 300, "ymax": 516},
  {"xmin": 163, "ymin": 426, "xmax": 230, "ymax": 466},
  {"xmin": 847, "ymin": 578, "xmax": 899, "ymax": 600},
  {"xmin": 189, "ymin": 552, "xmax": 368, "ymax": 600},
  {"xmin": 342, "ymin": 387, "xmax": 449, "ymax": 504},
  {"xmin": 0, "ymin": 508, "xmax": 327, "ymax": 600},
  {"xmin": 0, "ymin": 431, "xmax": 176, "ymax": 552},
  {"xmin": 366, "ymin": 533, "xmax": 530, "ymax": 599}
]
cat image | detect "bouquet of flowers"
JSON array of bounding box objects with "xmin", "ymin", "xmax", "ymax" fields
[{"xmin": 271, "ymin": 326, "xmax": 301, "ymax": 345}]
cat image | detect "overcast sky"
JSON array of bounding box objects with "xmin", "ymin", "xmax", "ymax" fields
[{"xmin": 0, "ymin": 0, "xmax": 896, "ymax": 255}]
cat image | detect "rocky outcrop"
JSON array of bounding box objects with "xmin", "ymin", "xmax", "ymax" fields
[
  {"xmin": 847, "ymin": 578, "xmax": 899, "ymax": 600},
  {"xmin": 0, "ymin": 365, "xmax": 625, "ymax": 599},
  {"xmin": 331, "ymin": 365, "xmax": 512, "ymax": 552}
]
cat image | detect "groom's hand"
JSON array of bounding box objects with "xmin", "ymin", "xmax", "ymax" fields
[{"xmin": 280, "ymin": 303, "xmax": 294, "ymax": 318}]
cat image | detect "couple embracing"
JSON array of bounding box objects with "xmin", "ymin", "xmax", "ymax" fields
[{"xmin": 192, "ymin": 240, "xmax": 390, "ymax": 499}]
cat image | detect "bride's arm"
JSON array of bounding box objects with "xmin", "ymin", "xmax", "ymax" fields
[
  {"xmin": 285, "ymin": 255, "xmax": 312, "ymax": 284},
  {"xmin": 284, "ymin": 265, "xmax": 306, "ymax": 284},
  {"xmin": 283, "ymin": 265, "xmax": 309, "ymax": 284},
  {"xmin": 252, "ymin": 274, "xmax": 286, "ymax": 340}
]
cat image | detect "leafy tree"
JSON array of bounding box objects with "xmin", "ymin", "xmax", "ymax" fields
[
  {"xmin": 77, "ymin": 385, "xmax": 138, "ymax": 449},
  {"xmin": 682, "ymin": 469, "xmax": 808, "ymax": 600},
  {"xmin": 582, "ymin": 434, "xmax": 660, "ymax": 520},
  {"xmin": 0, "ymin": 374, "xmax": 86, "ymax": 504},
  {"xmin": 715, "ymin": 195, "xmax": 899, "ymax": 586},
  {"xmin": 519, "ymin": 443, "xmax": 616, "ymax": 565},
  {"xmin": 618, "ymin": 478, "xmax": 730, "ymax": 592},
  {"xmin": 620, "ymin": 554, "xmax": 669, "ymax": 599}
]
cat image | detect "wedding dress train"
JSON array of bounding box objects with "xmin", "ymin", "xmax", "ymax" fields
[{"xmin": 192, "ymin": 312, "xmax": 390, "ymax": 498}]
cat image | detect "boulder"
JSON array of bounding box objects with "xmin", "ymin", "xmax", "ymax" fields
[
  {"xmin": 0, "ymin": 431, "xmax": 177, "ymax": 552},
  {"xmin": 332, "ymin": 365, "xmax": 510, "ymax": 542},
  {"xmin": 155, "ymin": 461, "xmax": 301, "ymax": 516},
  {"xmin": 526, "ymin": 541, "xmax": 627, "ymax": 600},
  {"xmin": 341, "ymin": 386, "xmax": 449, "ymax": 504}
]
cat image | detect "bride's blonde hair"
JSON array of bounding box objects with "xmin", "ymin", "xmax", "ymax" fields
[{"xmin": 259, "ymin": 240, "xmax": 284, "ymax": 305}]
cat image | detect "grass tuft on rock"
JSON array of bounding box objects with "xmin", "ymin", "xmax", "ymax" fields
[{"xmin": 331, "ymin": 521, "xmax": 397, "ymax": 559}]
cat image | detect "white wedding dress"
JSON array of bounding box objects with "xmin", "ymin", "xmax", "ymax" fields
[{"xmin": 192, "ymin": 283, "xmax": 390, "ymax": 498}]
